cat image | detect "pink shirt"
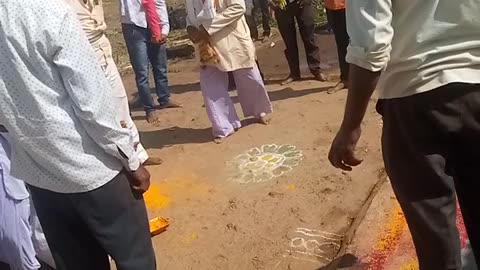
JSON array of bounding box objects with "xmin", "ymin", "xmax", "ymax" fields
[{"xmin": 142, "ymin": 0, "xmax": 162, "ymax": 39}]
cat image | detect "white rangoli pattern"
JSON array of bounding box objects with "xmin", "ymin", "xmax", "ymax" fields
[{"xmin": 229, "ymin": 144, "xmax": 303, "ymax": 183}]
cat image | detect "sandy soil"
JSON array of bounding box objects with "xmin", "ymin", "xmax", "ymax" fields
[{"xmin": 102, "ymin": 2, "xmax": 387, "ymax": 269}]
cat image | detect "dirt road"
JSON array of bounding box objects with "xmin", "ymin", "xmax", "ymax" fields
[{"xmin": 119, "ymin": 33, "xmax": 387, "ymax": 269}]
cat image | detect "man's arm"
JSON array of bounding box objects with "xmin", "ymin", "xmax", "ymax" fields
[
  {"xmin": 143, "ymin": 0, "xmax": 163, "ymax": 42},
  {"xmin": 154, "ymin": 0, "xmax": 170, "ymax": 36},
  {"xmin": 328, "ymin": 0, "xmax": 393, "ymax": 171},
  {"xmin": 51, "ymin": 11, "xmax": 141, "ymax": 172},
  {"xmin": 202, "ymin": 0, "xmax": 246, "ymax": 36}
]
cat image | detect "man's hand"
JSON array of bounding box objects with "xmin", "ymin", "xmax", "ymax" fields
[
  {"xmin": 151, "ymin": 34, "xmax": 166, "ymax": 45},
  {"xmin": 198, "ymin": 25, "xmax": 210, "ymax": 40},
  {"xmin": 128, "ymin": 165, "xmax": 151, "ymax": 194},
  {"xmin": 268, "ymin": 0, "xmax": 280, "ymax": 11},
  {"xmin": 187, "ymin": 26, "xmax": 200, "ymax": 43},
  {"xmin": 328, "ymin": 126, "xmax": 363, "ymax": 171}
]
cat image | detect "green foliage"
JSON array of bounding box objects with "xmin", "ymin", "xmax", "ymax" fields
[{"xmin": 312, "ymin": 0, "xmax": 327, "ymax": 27}]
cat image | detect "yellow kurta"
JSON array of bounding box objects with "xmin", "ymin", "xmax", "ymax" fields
[{"xmin": 187, "ymin": 0, "xmax": 257, "ymax": 72}]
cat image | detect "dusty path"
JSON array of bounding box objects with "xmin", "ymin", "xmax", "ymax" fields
[
  {"xmin": 119, "ymin": 33, "xmax": 386, "ymax": 269},
  {"xmin": 101, "ymin": 2, "xmax": 391, "ymax": 268}
]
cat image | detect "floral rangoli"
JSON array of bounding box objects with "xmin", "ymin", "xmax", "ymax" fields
[{"xmin": 229, "ymin": 144, "xmax": 303, "ymax": 183}]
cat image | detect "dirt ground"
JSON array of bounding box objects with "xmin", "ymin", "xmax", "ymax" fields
[{"xmin": 102, "ymin": 2, "xmax": 389, "ymax": 269}]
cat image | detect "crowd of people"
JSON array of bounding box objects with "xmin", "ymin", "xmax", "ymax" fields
[{"xmin": 0, "ymin": 0, "xmax": 479, "ymax": 269}]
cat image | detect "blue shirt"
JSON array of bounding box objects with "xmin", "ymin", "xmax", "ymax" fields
[{"xmin": 0, "ymin": 0, "xmax": 140, "ymax": 193}]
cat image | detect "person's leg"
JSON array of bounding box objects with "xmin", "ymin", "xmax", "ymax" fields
[
  {"xmin": 147, "ymin": 37, "xmax": 181, "ymax": 109},
  {"xmin": 274, "ymin": 7, "xmax": 301, "ymax": 81},
  {"xmin": 95, "ymin": 37, "xmax": 155, "ymax": 165},
  {"xmin": 379, "ymin": 86, "xmax": 467, "ymax": 270},
  {"xmin": 0, "ymin": 181, "xmax": 40, "ymax": 270},
  {"xmin": 295, "ymin": 4, "xmax": 325, "ymax": 80},
  {"xmin": 326, "ymin": 8, "xmax": 349, "ymax": 94},
  {"xmin": 30, "ymin": 201, "xmax": 56, "ymax": 269},
  {"xmin": 122, "ymin": 24, "xmax": 158, "ymax": 123},
  {"xmin": 246, "ymin": 0, "xmax": 259, "ymax": 40},
  {"xmin": 256, "ymin": 60, "xmax": 265, "ymax": 81},
  {"xmin": 200, "ymin": 66, "xmax": 241, "ymax": 140},
  {"xmin": 29, "ymin": 186, "xmax": 110, "ymax": 270},
  {"xmin": 448, "ymin": 85, "xmax": 480, "ymax": 266},
  {"xmin": 259, "ymin": 0, "xmax": 271, "ymax": 36},
  {"xmin": 232, "ymin": 66, "xmax": 273, "ymax": 123},
  {"xmin": 74, "ymin": 171, "xmax": 156, "ymax": 270}
]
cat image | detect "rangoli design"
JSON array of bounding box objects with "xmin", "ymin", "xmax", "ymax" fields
[{"xmin": 229, "ymin": 144, "xmax": 303, "ymax": 183}]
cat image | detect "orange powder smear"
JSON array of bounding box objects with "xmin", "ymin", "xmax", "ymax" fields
[
  {"xmin": 366, "ymin": 203, "xmax": 408, "ymax": 269},
  {"xmin": 144, "ymin": 183, "xmax": 171, "ymax": 210},
  {"xmin": 400, "ymin": 259, "xmax": 419, "ymax": 270}
]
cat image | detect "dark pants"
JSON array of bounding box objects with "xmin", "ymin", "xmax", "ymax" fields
[
  {"xmin": 246, "ymin": 0, "xmax": 271, "ymax": 39},
  {"xmin": 29, "ymin": 171, "xmax": 156, "ymax": 270},
  {"xmin": 379, "ymin": 83, "xmax": 480, "ymax": 270},
  {"xmin": 122, "ymin": 23, "xmax": 170, "ymax": 113},
  {"xmin": 274, "ymin": 2, "xmax": 321, "ymax": 77},
  {"xmin": 326, "ymin": 8, "xmax": 349, "ymax": 81}
]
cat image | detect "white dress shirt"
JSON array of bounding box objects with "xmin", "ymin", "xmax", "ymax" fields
[
  {"xmin": 346, "ymin": 0, "xmax": 480, "ymax": 99},
  {"xmin": 0, "ymin": 0, "xmax": 140, "ymax": 193},
  {"xmin": 64, "ymin": 0, "xmax": 107, "ymax": 43},
  {"xmin": 120, "ymin": 0, "xmax": 170, "ymax": 35}
]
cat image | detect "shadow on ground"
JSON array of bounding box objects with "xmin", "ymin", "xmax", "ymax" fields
[
  {"xmin": 317, "ymin": 253, "xmax": 361, "ymax": 270},
  {"xmin": 139, "ymin": 126, "xmax": 212, "ymax": 149}
]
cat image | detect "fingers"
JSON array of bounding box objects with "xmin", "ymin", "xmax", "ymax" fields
[
  {"xmin": 328, "ymin": 148, "xmax": 352, "ymax": 171},
  {"xmin": 131, "ymin": 181, "xmax": 150, "ymax": 194},
  {"xmin": 328, "ymin": 147, "xmax": 362, "ymax": 171}
]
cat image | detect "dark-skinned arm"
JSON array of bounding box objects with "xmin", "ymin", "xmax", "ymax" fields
[{"xmin": 328, "ymin": 0, "xmax": 393, "ymax": 171}]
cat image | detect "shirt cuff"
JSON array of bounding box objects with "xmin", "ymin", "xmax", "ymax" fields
[
  {"xmin": 346, "ymin": 45, "xmax": 390, "ymax": 72},
  {"xmin": 125, "ymin": 151, "xmax": 141, "ymax": 171}
]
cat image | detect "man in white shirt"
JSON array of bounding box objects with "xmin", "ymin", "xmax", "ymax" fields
[
  {"xmin": 328, "ymin": 0, "xmax": 480, "ymax": 269},
  {"xmin": 121, "ymin": 0, "xmax": 182, "ymax": 125},
  {"xmin": 0, "ymin": 0, "xmax": 155, "ymax": 269},
  {"xmin": 64, "ymin": 0, "xmax": 163, "ymax": 166}
]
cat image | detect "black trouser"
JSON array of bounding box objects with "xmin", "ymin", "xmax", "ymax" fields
[
  {"xmin": 29, "ymin": 171, "xmax": 156, "ymax": 270},
  {"xmin": 378, "ymin": 83, "xmax": 480, "ymax": 270},
  {"xmin": 274, "ymin": 2, "xmax": 321, "ymax": 77},
  {"xmin": 326, "ymin": 8, "xmax": 349, "ymax": 81},
  {"xmin": 246, "ymin": 0, "xmax": 271, "ymax": 39}
]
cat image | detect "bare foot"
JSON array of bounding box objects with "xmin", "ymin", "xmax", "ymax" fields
[
  {"xmin": 313, "ymin": 72, "xmax": 329, "ymax": 82},
  {"xmin": 327, "ymin": 80, "xmax": 348, "ymax": 94},
  {"xmin": 160, "ymin": 100, "xmax": 183, "ymax": 109},
  {"xmin": 146, "ymin": 111, "xmax": 160, "ymax": 125},
  {"xmin": 281, "ymin": 75, "xmax": 301, "ymax": 86},
  {"xmin": 143, "ymin": 157, "xmax": 163, "ymax": 166},
  {"xmin": 213, "ymin": 137, "xmax": 225, "ymax": 144},
  {"xmin": 258, "ymin": 113, "xmax": 270, "ymax": 125}
]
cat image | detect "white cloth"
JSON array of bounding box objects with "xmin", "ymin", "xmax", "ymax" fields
[
  {"xmin": 186, "ymin": 0, "xmax": 257, "ymax": 71},
  {"xmin": 120, "ymin": 0, "xmax": 170, "ymax": 35},
  {"xmin": 0, "ymin": 133, "xmax": 55, "ymax": 270},
  {"xmin": 186, "ymin": 0, "xmax": 216, "ymax": 27},
  {"xmin": 346, "ymin": 0, "xmax": 480, "ymax": 99},
  {"xmin": 0, "ymin": 0, "xmax": 140, "ymax": 193},
  {"xmin": 30, "ymin": 204, "xmax": 56, "ymax": 269},
  {"xmin": 64, "ymin": 0, "xmax": 107, "ymax": 43},
  {"xmin": 0, "ymin": 133, "xmax": 29, "ymax": 201},
  {"xmin": 0, "ymin": 134, "xmax": 40, "ymax": 270},
  {"xmin": 92, "ymin": 35, "xmax": 149, "ymax": 163}
]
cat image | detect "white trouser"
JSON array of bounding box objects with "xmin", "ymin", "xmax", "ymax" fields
[{"xmin": 92, "ymin": 35, "xmax": 149, "ymax": 163}]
